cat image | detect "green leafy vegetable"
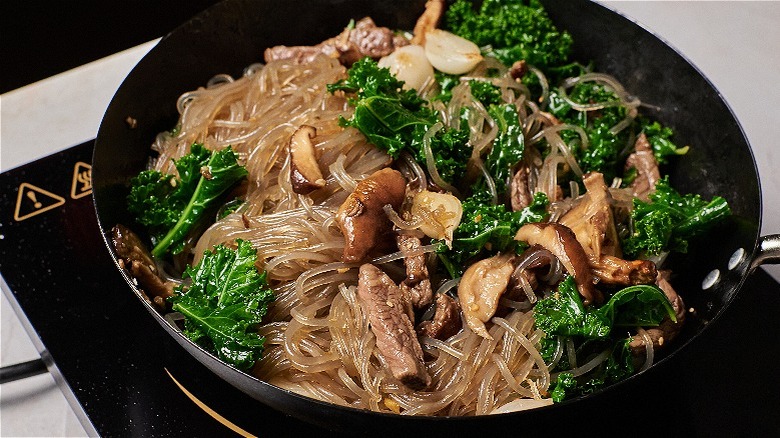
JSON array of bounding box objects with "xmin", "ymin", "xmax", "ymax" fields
[
  {"xmin": 623, "ymin": 177, "xmax": 731, "ymax": 256},
  {"xmin": 445, "ymin": 0, "xmax": 573, "ymax": 69},
  {"xmin": 534, "ymin": 277, "xmax": 675, "ymax": 339},
  {"xmin": 550, "ymin": 372, "xmax": 576, "ymax": 403},
  {"xmin": 128, "ymin": 144, "xmax": 248, "ymax": 257},
  {"xmin": 170, "ymin": 239, "xmax": 275, "ymax": 370},
  {"xmin": 640, "ymin": 119, "xmax": 689, "ymax": 164},
  {"xmin": 128, "ymin": 143, "xmax": 211, "ymax": 245},
  {"xmin": 548, "ymin": 82, "xmax": 627, "ymax": 180},
  {"xmin": 533, "ymin": 276, "xmax": 612, "ymax": 339},
  {"xmin": 469, "ymin": 80, "xmax": 503, "ymax": 107},
  {"xmin": 328, "ymin": 58, "xmax": 471, "ymax": 184},
  {"xmin": 437, "ymin": 191, "xmax": 548, "ymax": 277},
  {"xmin": 483, "ymin": 103, "xmax": 525, "ymax": 196}
]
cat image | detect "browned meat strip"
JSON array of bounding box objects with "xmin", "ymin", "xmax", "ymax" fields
[
  {"xmin": 397, "ymin": 233, "xmax": 434, "ymax": 309},
  {"xmin": 588, "ymin": 255, "xmax": 657, "ymax": 286},
  {"xmin": 624, "ymin": 133, "xmax": 660, "ymax": 202},
  {"xmin": 515, "ymin": 223, "xmax": 601, "ymax": 304},
  {"xmin": 509, "ymin": 60, "xmax": 528, "ymax": 80},
  {"xmin": 630, "ymin": 270, "xmax": 686, "ymax": 356},
  {"xmin": 336, "ymin": 168, "xmax": 407, "ymax": 263},
  {"xmin": 357, "ymin": 264, "xmax": 431, "ymax": 389},
  {"xmin": 411, "ymin": 0, "xmax": 444, "ymax": 45},
  {"xmin": 264, "ymin": 18, "xmax": 402, "ymax": 66},
  {"xmin": 418, "ymin": 293, "xmax": 461, "ymax": 340},
  {"xmin": 510, "ymin": 162, "xmax": 533, "ymax": 211},
  {"xmin": 112, "ymin": 224, "xmax": 175, "ymax": 306}
]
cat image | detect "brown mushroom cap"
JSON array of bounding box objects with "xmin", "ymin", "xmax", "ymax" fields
[
  {"xmin": 514, "ymin": 222, "xmax": 602, "ymax": 305},
  {"xmin": 336, "ymin": 168, "xmax": 407, "ymax": 263},
  {"xmin": 288, "ymin": 125, "xmax": 326, "ymax": 195}
]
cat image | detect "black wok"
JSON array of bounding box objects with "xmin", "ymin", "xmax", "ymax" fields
[{"xmin": 92, "ymin": 0, "xmax": 780, "ymax": 434}]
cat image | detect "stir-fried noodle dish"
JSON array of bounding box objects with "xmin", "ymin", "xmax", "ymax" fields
[{"xmin": 112, "ymin": 0, "xmax": 731, "ymax": 416}]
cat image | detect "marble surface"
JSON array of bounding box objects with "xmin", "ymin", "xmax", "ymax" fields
[{"xmin": 1, "ymin": 2, "xmax": 778, "ymax": 436}]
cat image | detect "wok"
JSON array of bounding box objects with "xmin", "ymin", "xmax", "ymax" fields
[{"xmin": 92, "ymin": 0, "xmax": 780, "ymax": 433}]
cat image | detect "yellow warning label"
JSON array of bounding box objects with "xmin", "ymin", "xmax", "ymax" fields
[
  {"xmin": 13, "ymin": 183, "xmax": 66, "ymax": 222},
  {"xmin": 71, "ymin": 162, "xmax": 92, "ymax": 199}
]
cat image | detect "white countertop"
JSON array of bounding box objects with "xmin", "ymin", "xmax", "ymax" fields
[{"xmin": 1, "ymin": 2, "xmax": 779, "ymax": 436}]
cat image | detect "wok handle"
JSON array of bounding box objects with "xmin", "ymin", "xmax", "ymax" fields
[{"xmin": 751, "ymin": 234, "xmax": 780, "ymax": 270}]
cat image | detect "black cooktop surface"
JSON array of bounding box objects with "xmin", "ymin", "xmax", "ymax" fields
[{"xmin": 1, "ymin": 142, "xmax": 779, "ymax": 437}]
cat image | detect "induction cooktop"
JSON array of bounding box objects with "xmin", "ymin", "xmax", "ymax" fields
[{"xmin": 1, "ymin": 141, "xmax": 778, "ymax": 436}]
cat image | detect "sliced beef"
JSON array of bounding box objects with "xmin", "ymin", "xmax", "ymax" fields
[
  {"xmin": 418, "ymin": 293, "xmax": 461, "ymax": 340},
  {"xmin": 624, "ymin": 133, "xmax": 660, "ymax": 202},
  {"xmin": 112, "ymin": 224, "xmax": 175, "ymax": 306},
  {"xmin": 509, "ymin": 60, "xmax": 528, "ymax": 80},
  {"xmin": 397, "ymin": 233, "xmax": 434, "ymax": 309},
  {"xmin": 264, "ymin": 17, "xmax": 404, "ymax": 66},
  {"xmin": 357, "ymin": 264, "xmax": 431, "ymax": 390},
  {"xmin": 510, "ymin": 162, "xmax": 533, "ymax": 211}
]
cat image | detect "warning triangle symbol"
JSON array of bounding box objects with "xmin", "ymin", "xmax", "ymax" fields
[{"xmin": 14, "ymin": 182, "xmax": 66, "ymax": 221}]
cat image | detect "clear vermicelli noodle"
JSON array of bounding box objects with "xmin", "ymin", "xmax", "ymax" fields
[{"xmin": 116, "ymin": 0, "xmax": 732, "ymax": 418}]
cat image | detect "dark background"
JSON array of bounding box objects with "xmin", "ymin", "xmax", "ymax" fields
[{"xmin": 0, "ymin": 1, "xmax": 221, "ymax": 93}]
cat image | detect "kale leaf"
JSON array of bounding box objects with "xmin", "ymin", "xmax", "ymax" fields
[
  {"xmin": 535, "ymin": 277, "xmax": 675, "ymax": 339},
  {"xmin": 533, "ymin": 276, "xmax": 612, "ymax": 339},
  {"xmin": 484, "ymin": 103, "xmax": 525, "ymax": 196},
  {"xmin": 445, "ymin": 0, "xmax": 573, "ymax": 69},
  {"xmin": 127, "ymin": 143, "xmax": 211, "ymax": 245},
  {"xmin": 128, "ymin": 144, "xmax": 248, "ymax": 258},
  {"xmin": 170, "ymin": 239, "xmax": 275, "ymax": 370},
  {"xmin": 639, "ymin": 119, "xmax": 690, "ymax": 164},
  {"xmin": 329, "ymin": 58, "xmax": 471, "ymax": 184},
  {"xmin": 437, "ymin": 191, "xmax": 548, "ymax": 277},
  {"xmin": 623, "ymin": 177, "xmax": 731, "ymax": 257},
  {"xmin": 548, "ymin": 82, "xmax": 627, "ymax": 180}
]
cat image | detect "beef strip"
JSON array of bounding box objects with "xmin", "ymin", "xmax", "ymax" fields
[
  {"xmin": 418, "ymin": 293, "xmax": 461, "ymax": 340},
  {"xmin": 397, "ymin": 233, "xmax": 434, "ymax": 309},
  {"xmin": 624, "ymin": 133, "xmax": 660, "ymax": 202},
  {"xmin": 510, "ymin": 161, "xmax": 533, "ymax": 211},
  {"xmin": 112, "ymin": 224, "xmax": 175, "ymax": 306},
  {"xmin": 357, "ymin": 264, "xmax": 431, "ymax": 390},
  {"xmin": 264, "ymin": 17, "xmax": 405, "ymax": 66}
]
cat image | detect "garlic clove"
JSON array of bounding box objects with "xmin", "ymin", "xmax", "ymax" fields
[
  {"xmin": 424, "ymin": 29, "xmax": 483, "ymax": 75},
  {"xmin": 411, "ymin": 190, "xmax": 462, "ymax": 246},
  {"xmin": 378, "ymin": 45, "xmax": 434, "ymax": 91}
]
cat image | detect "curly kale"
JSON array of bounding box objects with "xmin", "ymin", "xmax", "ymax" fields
[
  {"xmin": 445, "ymin": 0, "xmax": 573, "ymax": 69},
  {"xmin": 623, "ymin": 177, "xmax": 731, "ymax": 257},
  {"xmin": 538, "ymin": 277, "xmax": 674, "ymax": 401},
  {"xmin": 170, "ymin": 239, "xmax": 274, "ymax": 370},
  {"xmin": 548, "ymin": 81, "xmax": 628, "ymax": 180},
  {"xmin": 437, "ymin": 191, "xmax": 548, "ymax": 277},
  {"xmin": 127, "ymin": 144, "xmax": 248, "ymax": 257},
  {"xmin": 639, "ymin": 118, "xmax": 690, "ymax": 164},
  {"xmin": 329, "ymin": 58, "xmax": 471, "ymax": 184}
]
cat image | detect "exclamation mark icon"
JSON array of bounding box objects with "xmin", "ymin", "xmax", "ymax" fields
[
  {"xmin": 13, "ymin": 183, "xmax": 66, "ymax": 221},
  {"xmin": 27, "ymin": 191, "xmax": 43, "ymax": 209}
]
